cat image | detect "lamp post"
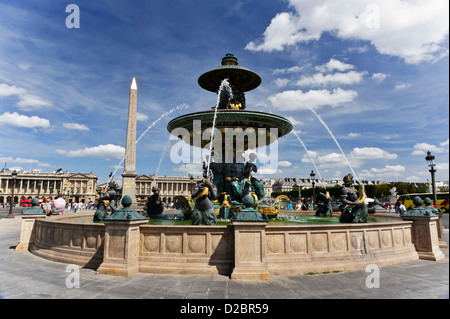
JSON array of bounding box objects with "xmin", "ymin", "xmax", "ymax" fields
[
  {"xmin": 310, "ymin": 170, "xmax": 316, "ymax": 210},
  {"xmin": 6, "ymin": 170, "xmax": 18, "ymax": 218},
  {"xmin": 189, "ymin": 174, "xmax": 194, "ymax": 193},
  {"xmin": 425, "ymin": 151, "xmax": 437, "ymax": 207}
]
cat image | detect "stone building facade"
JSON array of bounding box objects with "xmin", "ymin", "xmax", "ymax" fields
[{"xmin": 0, "ymin": 169, "xmax": 97, "ymax": 204}]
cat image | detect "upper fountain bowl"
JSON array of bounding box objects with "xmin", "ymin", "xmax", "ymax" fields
[{"xmin": 198, "ymin": 53, "xmax": 261, "ymax": 93}]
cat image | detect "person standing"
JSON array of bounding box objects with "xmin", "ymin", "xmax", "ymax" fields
[{"xmin": 53, "ymin": 193, "xmax": 66, "ymax": 215}]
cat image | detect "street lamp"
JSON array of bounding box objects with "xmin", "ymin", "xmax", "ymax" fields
[
  {"xmin": 6, "ymin": 170, "xmax": 18, "ymax": 218},
  {"xmin": 310, "ymin": 170, "xmax": 316, "ymax": 210},
  {"xmin": 189, "ymin": 174, "xmax": 194, "ymax": 193},
  {"xmin": 425, "ymin": 151, "xmax": 437, "ymax": 207}
]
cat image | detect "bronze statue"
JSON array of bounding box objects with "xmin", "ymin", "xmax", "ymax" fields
[
  {"xmin": 423, "ymin": 197, "xmax": 441, "ymax": 216},
  {"xmin": 93, "ymin": 181, "xmax": 119, "ymax": 221},
  {"xmin": 217, "ymin": 82, "xmax": 246, "ymax": 110},
  {"xmin": 315, "ymin": 187, "xmax": 332, "ymax": 217},
  {"xmin": 403, "ymin": 196, "xmax": 438, "ymax": 217},
  {"xmin": 191, "ymin": 179, "xmax": 218, "ymax": 225},
  {"xmin": 339, "ymin": 174, "xmax": 368, "ymax": 223},
  {"xmin": 144, "ymin": 187, "xmax": 164, "ymax": 216}
]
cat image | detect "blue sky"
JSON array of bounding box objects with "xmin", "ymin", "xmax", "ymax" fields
[{"xmin": 0, "ymin": 0, "xmax": 448, "ymax": 184}]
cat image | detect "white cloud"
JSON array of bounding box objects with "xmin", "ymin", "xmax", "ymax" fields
[
  {"xmin": 348, "ymin": 133, "xmax": 361, "ymax": 138},
  {"xmin": 359, "ymin": 165, "xmax": 406, "ymax": 179},
  {"xmin": 0, "ymin": 83, "xmax": 52, "ymax": 110},
  {"xmin": 272, "ymin": 65, "xmax": 304, "ymax": 74},
  {"xmin": 371, "ymin": 73, "xmax": 389, "ymax": 82},
  {"xmin": 296, "ymin": 70, "xmax": 366, "ymax": 87},
  {"xmin": 268, "ymin": 88, "xmax": 357, "ymax": 111},
  {"xmin": 395, "ymin": 82, "xmax": 412, "ymax": 90},
  {"xmin": 0, "ymin": 156, "xmax": 51, "ymax": 167},
  {"xmin": 246, "ymin": 0, "xmax": 449, "ymax": 64},
  {"xmin": 278, "ymin": 160, "xmax": 292, "ymax": 167},
  {"xmin": 350, "ymin": 147, "xmax": 398, "ymax": 160},
  {"xmin": 63, "ymin": 122, "xmax": 89, "ymax": 131},
  {"xmin": 136, "ymin": 112, "xmax": 149, "ymax": 122},
  {"xmin": 173, "ymin": 163, "xmax": 203, "ymax": 176},
  {"xmin": 412, "ymin": 141, "xmax": 447, "ymax": 155},
  {"xmin": 273, "ymin": 78, "xmax": 290, "ymax": 88},
  {"xmin": 55, "ymin": 144, "xmax": 125, "ymax": 159},
  {"xmin": 18, "ymin": 63, "xmax": 31, "ymax": 70},
  {"xmin": 315, "ymin": 58, "xmax": 355, "ymax": 73},
  {"xmin": 285, "ymin": 116, "xmax": 304, "ymax": 126},
  {"xmin": 0, "ymin": 112, "xmax": 50, "ymax": 129}
]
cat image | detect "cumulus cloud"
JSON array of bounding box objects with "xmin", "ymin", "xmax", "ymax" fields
[
  {"xmin": 0, "ymin": 112, "xmax": 50, "ymax": 129},
  {"xmin": 0, "ymin": 83, "xmax": 52, "ymax": 110},
  {"xmin": 359, "ymin": 165, "xmax": 406, "ymax": 178},
  {"xmin": 315, "ymin": 58, "xmax": 355, "ymax": 73},
  {"xmin": 246, "ymin": 0, "xmax": 449, "ymax": 64},
  {"xmin": 350, "ymin": 147, "xmax": 398, "ymax": 160},
  {"xmin": 56, "ymin": 144, "xmax": 125, "ymax": 159},
  {"xmin": 278, "ymin": 160, "xmax": 292, "ymax": 167},
  {"xmin": 296, "ymin": 70, "xmax": 366, "ymax": 87},
  {"xmin": 273, "ymin": 78, "xmax": 290, "ymax": 88},
  {"xmin": 371, "ymin": 73, "xmax": 389, "ymax": 82},
  {"xmin": 412, "ymin": 140, "xmax": 448, "ymax": 155},
  {"xmin": 63, "ymin": 122, "xmax": 89, "ymax": 131},
  {"xmin": 268, "ymin": 88, "xmax": 357, "ymax": 111}
]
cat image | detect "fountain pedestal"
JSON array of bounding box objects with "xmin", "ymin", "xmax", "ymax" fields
[
  {"xmin": 16, "ymin": 214, "xmax": 46, "ymax": 251},
  {"xmin": 231, "ymin": 222, "xmax": 270, "ymax": 280},
  {"xmin": 97, "ymin": 219, "xmax": 148, "ymax": 276},
  {"xmin": 97, "ymin": 195, "xmax": 148, "ymax": 276},
  {"xmin": 401, "ymin": 215, "xmax": 445, "ymax": 261}
]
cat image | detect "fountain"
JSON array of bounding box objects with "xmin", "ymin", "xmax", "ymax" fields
[
  {"xmin": 17, "ymin": 53, "xmax": 445, "ymax": 279},
  {"xmin": 168, "ymin": 53, "xmax": 293, "ymax": 223}
]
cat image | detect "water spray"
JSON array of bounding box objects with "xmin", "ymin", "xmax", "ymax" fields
[
  {"xmin": 309, "ymin": 108, "xmax": 359, "ymax": 183},
  {"xmin": 110, "ymin": 103, "xmax": 189, "ymax": 182},
  {"xmin": 206, "ymin": 79, "xmax": 233, "ymax": 180}
]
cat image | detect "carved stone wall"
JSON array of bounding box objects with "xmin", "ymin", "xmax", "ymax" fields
[
  {"xmin": 265, "ymin": 222, "xmax": 419, "ymax": 275},
  {"xmin": 26, "ymin": 216, "xmax": 427, "ymax": 278}
]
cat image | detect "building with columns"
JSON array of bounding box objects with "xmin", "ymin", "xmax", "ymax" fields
[{"xmin": 0, "ymin": 169, "xmax": 97, "ymax": 205}]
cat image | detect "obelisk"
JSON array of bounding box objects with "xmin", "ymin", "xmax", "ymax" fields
[{"xmin": 122, "ymin": 77, "xmax": 138, "ymax": 207}]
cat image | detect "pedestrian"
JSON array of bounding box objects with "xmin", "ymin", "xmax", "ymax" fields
[
  {"xmin": 42, "ymin": 196, "xmax": 53, "ymax": 216},
  {"xmin": 52, "ymin": 193, "xmax": 66, "ymax": 215}
]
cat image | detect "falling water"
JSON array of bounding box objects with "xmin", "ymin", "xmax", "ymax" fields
[
  {"xmin": 151, "ymin": 137, "xmax": 171, "ymax": 189},
  {"xmin": 292, "ymin": 130, "xmax": 326, "ymax": 189},
  {"xmin": 309, "ymin": 108, "xmax": 359, "ymax": 183},
  {"xmin": 206, "ymin": 79, "xmax": 233, "ymax": 179},
  {"xmin": 110, "ymin": 103, "xmax": 189, "ymax": 181}
]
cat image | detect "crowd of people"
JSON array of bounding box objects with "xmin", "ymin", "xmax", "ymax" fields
[{"xmin": 8, "ymin": 194, "xmax": 96, "ymax": 216}]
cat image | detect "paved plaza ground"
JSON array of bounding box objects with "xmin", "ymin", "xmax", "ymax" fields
[{"xmin": 0, "ymin": 209, "xmax": 448, "ymax": 308}]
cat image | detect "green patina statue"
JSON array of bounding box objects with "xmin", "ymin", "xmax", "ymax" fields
[
  {"xmin": 191, "ymin": 179, "xmax": 218, "ymax": 225},
  {"xmin": 144, "ymin": 187, "xmax": 164, "ymax": 217},
  {"xmin": 368, "ymin": 199, "xmax": 387, "ymax": 213},
  {"xmin": 93, "ymin": 181, "xmax": 120, "ymax": 222},
  {"xmin": 231, "ymin": 193, "xmax": 268, "ymax": 222},
  {"xmin": 403, "ymin": 196, "xmax": 439, "ymax": 217},
  {"xmin": 424, "ymin": 197, "xmax": 441, "ymax": 216},
  {"xmin": 339, "ymin": 174, "xmax": 368, "ymax": 223},
  {"xmin": 315, "ymin": 188, "xmax": 333, "ymax": 217},
  {"xmin": 104, "ymin": 195, "xmax": 148, "ymax": 221},
  {"xmin": 21, "ymin": 197, "xmax": 45, "ymax": 215}
]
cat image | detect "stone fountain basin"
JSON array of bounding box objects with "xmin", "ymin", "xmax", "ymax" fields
[
  {"xmin": 27, "ymin": 212, "xmax": 419, "ymax": 277},
  {"xmin": 167, "ymin": 109, "xmax": 293, "ymax": 148}
]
